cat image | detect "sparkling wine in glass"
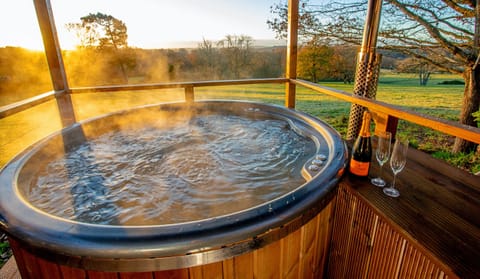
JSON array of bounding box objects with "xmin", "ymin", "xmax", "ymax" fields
[
  {"xmin": 383, "ymin": 138, "xmax": 408, "ymax": 198},
  {"xmin": 371, "ymin": 131, "xmax": 391, "ymax": 187}
]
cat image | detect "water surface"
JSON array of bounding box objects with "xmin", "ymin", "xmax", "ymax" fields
[{"xmin": 28, "ymin": 114, "xmax": 316, "ymax": 225}]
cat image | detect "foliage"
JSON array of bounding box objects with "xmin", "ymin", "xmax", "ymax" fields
[
  {"xmin": 268, "ymin": 0, "xmax": 475, "ymax": 74},
  {"xmin": 395, "ymin": 57, "xmax": 438, "ymax": 86},
  {"xmin": 268, "ymin": 0, "xmax": 479, "ymax": 153},
  {"xmin": 0, "ymin": 234, "xmax": 11, "ymax": 269},
  {"xmin": 0, "ymin": 43, "xmax": 286, "ymax": 96},
  {"xmin": 216, "ymin": 35, "xmax": 254, "ymax": 79},
  {"xmin": 67, "ymin": 13, "xmax": 131, "ymax": 83},
  {"xmin": 432, "ymin": 151, "xmax": 480, "ymax": 174},
  {"xmin": 0, "ymin": 47, "xmax": 52, "ymax": 106},
  {"xmin": 66, "ymin": 12, "xmax": 128, "ymax": 49},
  {"xmin": 473, "ymin": 110, "xmax": 480, "ymax": 127},
  {"xmin": 297, "ymin": 41, "xmax": 333, "ymax": 82}
]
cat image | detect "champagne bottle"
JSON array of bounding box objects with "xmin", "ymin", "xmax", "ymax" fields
[{"xmin": 349, "ymin": 111, "xmax": 372, "ymax": 177}]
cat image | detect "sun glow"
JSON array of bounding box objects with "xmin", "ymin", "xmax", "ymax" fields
[
  {"xmin": 2, "ymin": 0, "xmax": 280, "ymax": 50},
  {"xmin": 1, "ymin": 1, "xmax": 45, "ymax": 50}
]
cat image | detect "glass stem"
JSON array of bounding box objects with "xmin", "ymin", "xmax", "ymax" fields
[
  {"xmin": 379, "ymin": 164, "xmax": 383, "ymax": 178},
  {"xmin": 392, "ymin": 173, "xmax": 397, "ymax": 189}
]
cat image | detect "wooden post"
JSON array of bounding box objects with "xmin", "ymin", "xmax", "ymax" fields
[
  {"xmin": 285, "ymin": 0, "xmax": 299, "ymax": 109},
  {"xmin": 185, "ymin": 86, "xmax": 194, "ymax": 104},
  {"xmin": 33, "ymin": 0, "xmax": 68, "ymax": 92},
  {"xmin": 33, "ymin": 0, "xmax": 76, "ymax": 127},
  {"xmin": 370, "ymin": 110, "xmax": 398, "ymax": 139}
]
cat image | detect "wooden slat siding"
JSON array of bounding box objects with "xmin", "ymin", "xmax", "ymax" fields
[
  {"xmin": 153, "ymin": 269, "xmax": 190, "ymax": 279},
  {"xmin": 328, "ymin": 183, "xmax": 456, "ymax": 279},
  {"xmin": 59, "ymin": 265, "xmax": 86, "ymax": 278},
  {"xmin": 293, "ymin": 79, "xmax": 480, "ymax": 145},
  {"xmin": 187, "ymin": 265, "xmax": 202, "ymax": 279},
  {"xmin": 202, "ymin": 262, "xmax": 223, "ymax": 279},
  {"xmin": 346, "ymin": 197, "xmax": 376, "ymax": 278},
  {"xmin": 302, "ymin": 217, "xmax": 319, "ymax": 278},
  {"xmin": 86, "ymin": 271, "xmax": 119, "ymax": 279},
  {"xmin": 6, "ymin": 241, "xmax": 28, "ymax": 279},
  {"xmin": 398, "ymin": 244, "xmax": 448, "ymax": 279},
  {"xmin": 221, "ymin": 258, "xmax": 234, "ymax": 279},
  {"xmin": 346, "ymin": 146, "xmax": 480, "ymax": 277},
  {"xmin": 119, "ymin": 272, "xmax": 154, "ymax": 279},
  {"xmin": 232, "ymin": 251, "xmax": 253, "ymax": 278},
  {"xmin": 281, "ymin": 229, "xmax": 301, "ymax": 278},
  {"xmin": 36, "ymin": 256, "xmax": 63, "ymax": 279},
  {"xmin": 301, "ymin": 201, "xmax": 334, "ymax": 279},
  {"xmin": 8, "ymin": 238, "xmax": 41, "ymax": 279},
  {"xmin": 327, "ymin": 186, "xmax": 357, "ymax": 278},
  {"xmin": 254, "ymin": 238, "xmax": 282, "ymax": 278},
  {"xmin": 330, "ymin": 186, "xmax": 377, "ymax": 278},
  {"xmin": 4, "ymin": 200, "xmax": 334, "ymax": 278},
  {"xmin": 367, "ymin": 219, "xmax": 406, "ymax": 279},
  {"xmin": 315, "ymin": 200, "xmax": 335, "ymax": 279}
]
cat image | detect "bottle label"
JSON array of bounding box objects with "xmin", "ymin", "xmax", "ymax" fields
[{"xmin": 349, "ymin": 160, "xmax": 370, "ymax": 176}]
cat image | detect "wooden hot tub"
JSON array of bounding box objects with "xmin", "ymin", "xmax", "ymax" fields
[{"xmin": 0, "ymin": 100, "xmax": 346, "ymax": 278}]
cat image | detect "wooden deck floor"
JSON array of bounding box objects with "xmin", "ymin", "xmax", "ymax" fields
[{"xmin": 342, "ymin": 146, "xmax": 480, "ymax": 278}]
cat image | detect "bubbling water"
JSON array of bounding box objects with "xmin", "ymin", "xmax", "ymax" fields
[{"xmin": 28, "ymin": 114, "xmax": 316, "ymax": 225}]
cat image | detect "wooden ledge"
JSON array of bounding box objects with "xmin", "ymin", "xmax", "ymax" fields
[{"xmin": 340, "ymin": 146, "xmax": 480, "ymax": 278}]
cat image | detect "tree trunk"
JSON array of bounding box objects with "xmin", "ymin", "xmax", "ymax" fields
[{"xmin": 453, "ymin": 66, "xmax": 480, "ymax": 153}]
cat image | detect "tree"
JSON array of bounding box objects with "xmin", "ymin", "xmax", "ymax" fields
[
  {"xmin": 217, "ymin": 35, "xmax": 253, "ymax": 79},
  {"xmin": 396, "ymin": 57, "xmax": 436, "ymax": 86},
  {"xmin": 297, "ymin": 40, "xmax": 334, "ymax": 82},
  {"xmin": 196, "ymin": 38, "xmax": 220, "ymax": 80},
  {"xmin": 67, "ymin": 13, "xmax": 131, "ymax": 83},
  {"xmin": 268, "ymin": 0, "xmax": 480, "ymax": 153},
  {"xmin": 0, "ymin": 47, "xmax": 51, "ymax": 104},
  {"xmin": 330, "ymin": 45, "xmax": 357, "ymax": 83}
]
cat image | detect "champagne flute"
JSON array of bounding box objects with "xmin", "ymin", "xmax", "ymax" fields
[
  {"xmin": 371, "ymin": 131, "xmax": 391, "ymax": 187},
  {"xmin": 383, "ymin": 138, "xmax": 408, "ymax": 198}
]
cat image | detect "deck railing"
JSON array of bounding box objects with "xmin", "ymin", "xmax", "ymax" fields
[{"xmin": 2, "ymin": 78, "xmax": 479, "ymax": 146}]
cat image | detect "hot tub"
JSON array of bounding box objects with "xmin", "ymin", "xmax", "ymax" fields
[{"xmin": 0, "ymin": 100, "xmax": 346, "ymax": 278}]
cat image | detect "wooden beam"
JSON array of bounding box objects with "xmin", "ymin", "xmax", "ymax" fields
[
  {"xmin": 70, "ymin": 78, "xmax": 288, "ymax": 94},
  {"xmin": 185, "ymin": 86, "xmax": 194, "ymax": 103},
  {"xmin": 285, "ymin": 0, "xmax": 299, "ymax": 109},
  {"xmin": 33, "ymin": 0, "xmax": 76, "ymax": 127},
  {"xmin": 370, "ymin": 110, "xmax": 398, "ymax": 138},
  {"xmin": 33, "ymin": 0, "xmax": 68, "ymax": 92}
]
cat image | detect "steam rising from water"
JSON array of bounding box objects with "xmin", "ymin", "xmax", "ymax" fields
[{"xmin": 28, "ymin": 114, "xmax": 316, "ymax": 225}]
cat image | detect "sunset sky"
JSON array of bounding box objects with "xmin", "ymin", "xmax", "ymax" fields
[{"xmin": 1, "ymin": 0, "xmax": 283, "ymax": 50}]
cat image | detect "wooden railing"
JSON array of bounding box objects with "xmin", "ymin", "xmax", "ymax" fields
[
  {"xmin": 2, "ymin": 78, "xmax": 479, "ymax": 145},
  {"xmin": 293, "ymin": 79, "xmax": 480, "ymax": 144}
]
